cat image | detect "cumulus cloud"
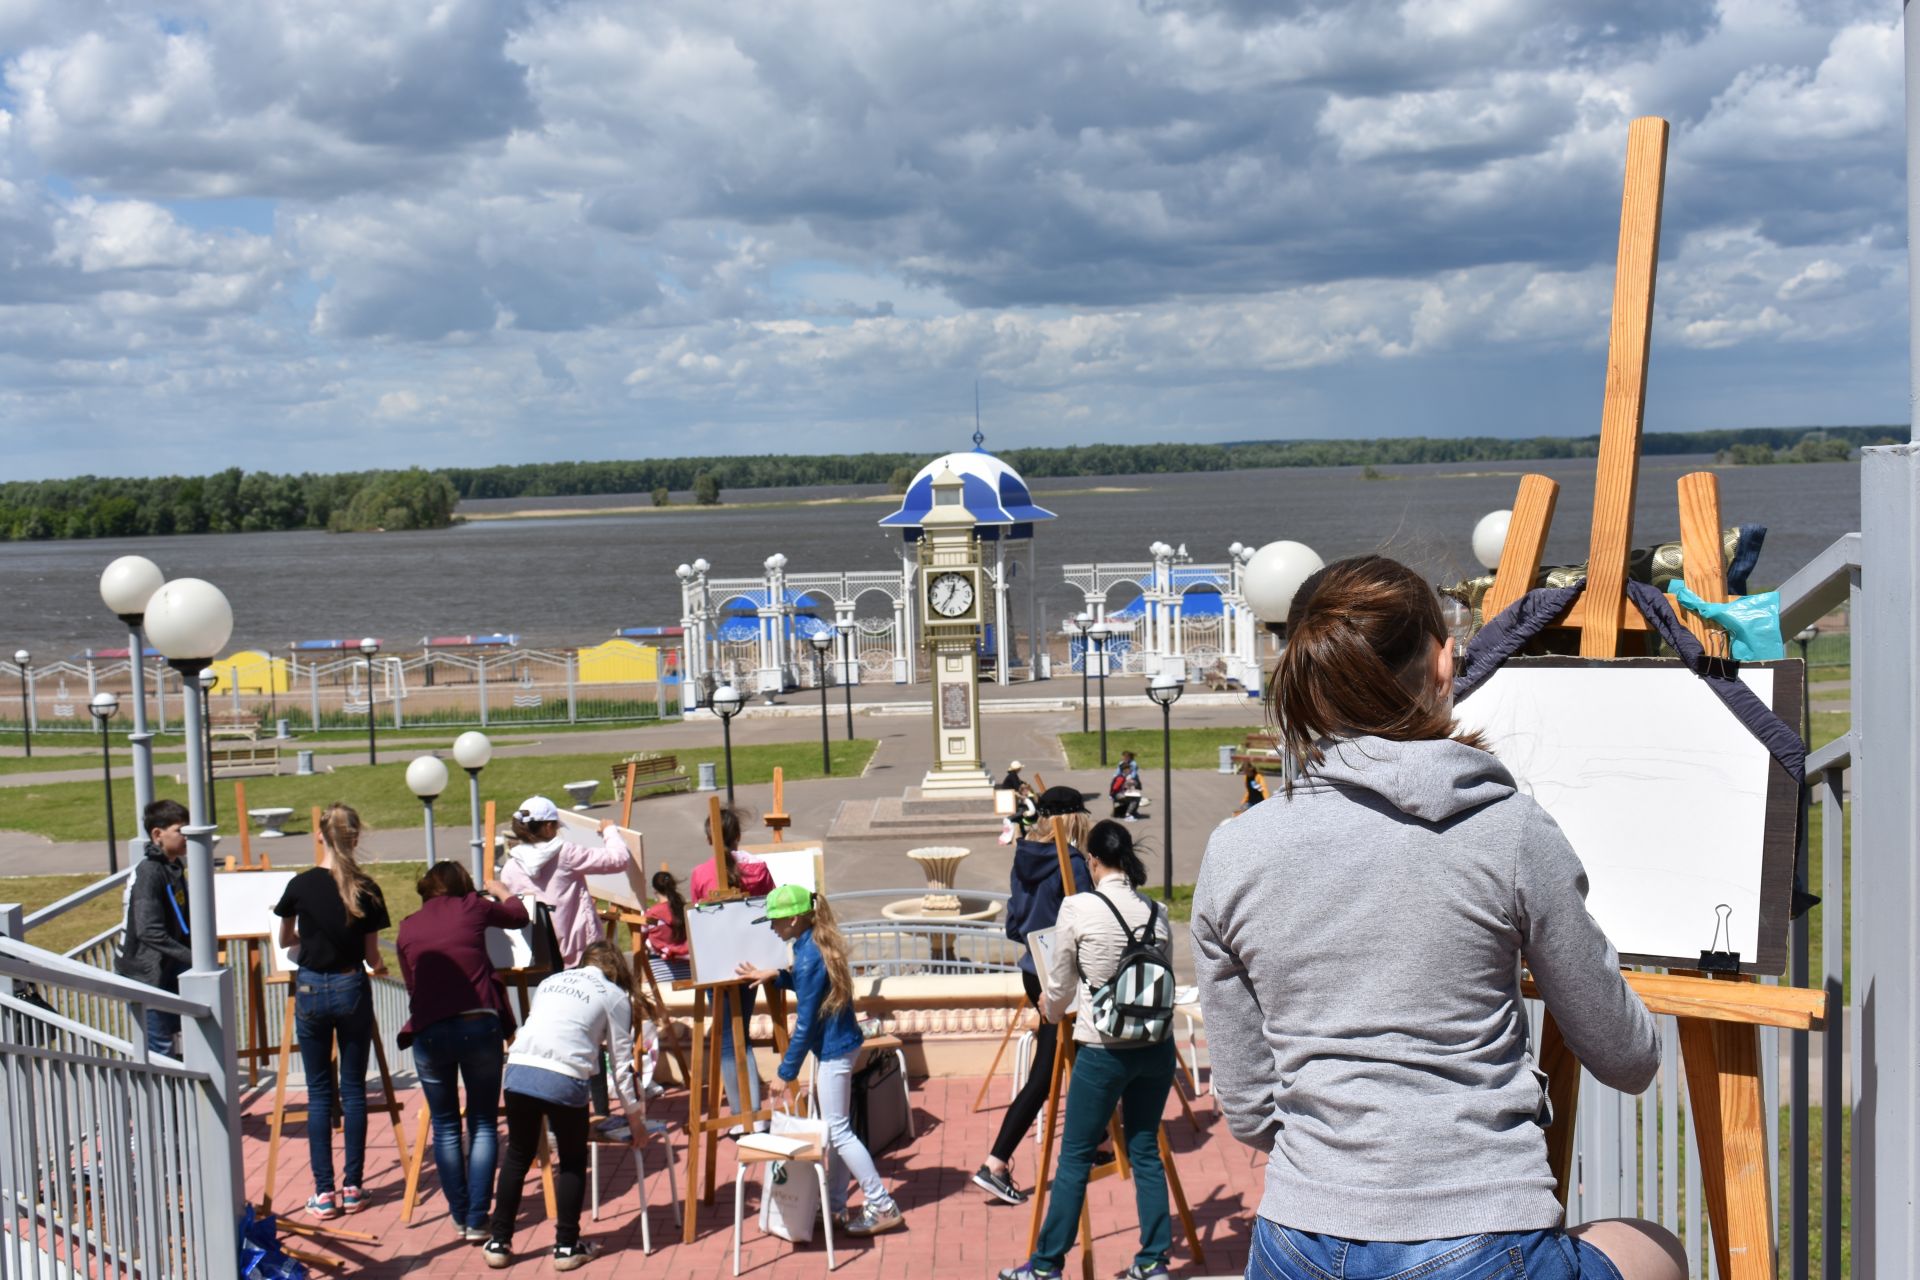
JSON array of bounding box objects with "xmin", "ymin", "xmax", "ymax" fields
[{"xmin": 0, "ymin": 0, "xmax": 1907, "ymax": 475}]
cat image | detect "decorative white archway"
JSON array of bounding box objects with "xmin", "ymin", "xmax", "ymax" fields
[{"xmin": 1060, "ymin": 541, "xmax": 1263, "ymax": 688}]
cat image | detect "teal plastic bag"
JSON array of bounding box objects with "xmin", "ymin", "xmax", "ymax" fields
[{"xmin": 1671, "ymin": 585, "xmax": 1785, "ymax": 661}]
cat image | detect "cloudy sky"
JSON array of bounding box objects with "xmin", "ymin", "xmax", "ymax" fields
[{"xmin": 0, "ymin": 0, "xmax": 1906, "ymax": 480}]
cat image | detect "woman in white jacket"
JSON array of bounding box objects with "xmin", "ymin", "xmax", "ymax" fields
[{"xmin": 483, "ymin": 942, "xmax": 647, "ymax": 1272}]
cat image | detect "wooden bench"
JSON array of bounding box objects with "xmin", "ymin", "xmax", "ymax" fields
[
  {"xmin": 210, "ymin": 741, "xmax": 282, "ymax": 778},
  {"xmin": 610, "ymin": 753, "xmax": 691, "ymax": 799}
]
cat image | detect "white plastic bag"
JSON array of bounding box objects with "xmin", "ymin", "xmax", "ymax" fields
[
  {"xmin": 758, "ymin": 1109, "xmax": 828, "ymax": 1243},
  {"xmin": 998, "ymin": 818, "xmax": 1016, "ymax": 846}
]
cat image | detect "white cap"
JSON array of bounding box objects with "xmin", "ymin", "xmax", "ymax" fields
[
  {"xmin": 515, "ymin": 796, "xmax": 561, "ymax": 824},
  {"xmin": 1009, "ymin": 761, "xmax": 1024, "ymax": 771}
]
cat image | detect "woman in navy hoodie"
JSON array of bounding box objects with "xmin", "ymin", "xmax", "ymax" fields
[{"xmin": 971, "ymin": 786, "xmax": 1093, "ymax": 1204}]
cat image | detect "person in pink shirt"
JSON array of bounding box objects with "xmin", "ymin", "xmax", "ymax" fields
[
  {"xmin": 499, "ymin": 796, "xmax": 634, "ymax": 968},
  {"xmin": 686, "ymin": 806, "xmax": 773, "ymax": 1123}
]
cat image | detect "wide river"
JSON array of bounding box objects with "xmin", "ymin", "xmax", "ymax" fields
[{"xmin": 0, "ymin": 455, "xmax": 1861, "ymax": 658}]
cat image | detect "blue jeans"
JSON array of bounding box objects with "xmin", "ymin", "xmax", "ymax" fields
[
  {"xmin": 814, "ymin": 1053, "xmax": 890, "ymax": 1215},
  {"xmin": 1031, "ymin": 1040, "xmax": 1175, "ymax": 1273},
  {"xmin": 1249, "ymin": 1219, "xmax": 1627, "ymax": 1280},
  {"xmin": 144, "ymin": 1009, "xmax": 180, "ymax": 1057},
  {"xmin": 294, "ymin": 969, "xmax": 374, "ymax": 1194},
  {"xmin": 718, "ymin": 985, "xmax": 762, "ymax": 1118},
  {"xmin": 412, "ymin": 1013, "xmax": 504, "ymax": 1230}
]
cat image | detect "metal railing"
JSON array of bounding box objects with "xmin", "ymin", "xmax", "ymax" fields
[{"xmin": 826, "ymin": 889, "xmax": 1023, "ymax": 977}]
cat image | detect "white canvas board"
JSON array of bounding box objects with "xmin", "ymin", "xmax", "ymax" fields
[
  {"xmin": 1451, "ymin": 662, "xmax": 1780, "ymax": 968},
  {"xmin": 686, "ymin": 897, "xmax": 791, "ymax": 986},
  {"xmin": 1025, "ymin": 927, "xmax": 1078, "ymax": 1014},
  {"xmin": 213, "ymin": 870, "xmax": 298, "ymax": 970},
  {"xmin": 750, "ymin": 846, "xmax": 823, "ymax": 895},
  {"xmin": 484, "ymin": 893, "xmax": 547, "ymax": 970},
  {"xmin": 554, "ymin": 809, "xmax": 647, "ymax": 910}
]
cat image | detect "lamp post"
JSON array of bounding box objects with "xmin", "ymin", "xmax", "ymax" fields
[
  {"xmin": 1795, "ymin": 626, "xmax": 1820, "ymax": 747},
  {"xmin": 197, "ymin": 667, "xmax": 218, "ymax": 825},
  {"xmin": 89, "ymin": 691, "xmax": 121, "ymax": 872},
  {"xmin": 101, "ymin": 556, "xmax": 165, "ymax": 831},
  {"xmin": 406, "ymin": 755, "xmax": 449, "ymax": 864},
  {"xmin": 809, "ymin": 632, "xmax": 833, "ymax": 775},
  {"xmin": 712, "ymin": 684, "xmax": 743, "ymax": 804},
  {"xmin": 1146, "ymin": 670, "xmax": 1184, "ymax": 902},
  {"xmin": 1472, "ymin": 510, "xmax": 1513, "ymax": 573},
  {"xmin": 1088, "ymin": 620, "xmax": 1112, "ymax": 767},
  {"xmin": 453, "ymin": 730, "xmax": 493, "ymax": 881},
  {"xmin": 1243, "ymin": 541, "xmax": 1325, "ymax": 779},
  {"xmin": 836, "ymin": 619, "xmax": 855, "ymax": 739},
  {"xmin": 1072, "ymin": 612, "xmax": 1091, "ymax": 735},
  {"xmin": 358, "ymin": 638, "xmax": 380, "ymax": 765},
  {"xmin": 13, "ymin": 649, "xmax": 29, "ymax": 758}
]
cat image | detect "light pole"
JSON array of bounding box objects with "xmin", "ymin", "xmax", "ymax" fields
[
  {"xmin": 1072, "ymin": 612, "xmax": 1091, "ymax": 735},
  {"xmin": 101, "ymin": 555, "xmax": 165, "ymax": 831},
  {"xmin": 1795, "ymin": 626, "xmax": 1819, "ymax": 747},
  {"xmin": 1146, "ymin": 670, "xmax": 1184, "ymax": 902},
  {"xmin": 197, "ymin": 667, "xmax": 218, "ymax": 825},
  {"xmin": 358, "ymin": 638, "xmax": 380, "ymax": 765},
  {"xmin": 89, "ymin": 691, "xmax": 121, "ymax": 872},
  {"xmin": 809, "ymin": 632, "xmax": 833, "ymax": 775},
  {"xmin": 712, "ymin": 685, "xmax": 743, "ymax": 803},
  {"xmin": 453, "ymin": 730, "xmax": 493, "ymax": 881},
  {"xmin": 836, "ymin": 619, "xmax": 855, "ymax": 740},
  {"xmin": 1472, "ymin": 510, "xmax": 1513, "ymax": 573},
  {"xmin": 407, "ymin": 755, "xmax": 449, "ymax": 864},
  {"xmin": 1243, "ymin": 541, "xmax": 1326, "ymax": 779},
  {"xmin": 1088, "ymin": 620, "xmax": 1111, "ymax": 767},
  {"xmin": 13, "ymin": 649, "xmax": 30, "ymax": 758}
]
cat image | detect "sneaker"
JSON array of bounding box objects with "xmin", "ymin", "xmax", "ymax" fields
[
  {"xmin": 594, "ymin": 1117, "xmax": 632, "ymax": 1143},
  {"xmin": 304, "ymin": 1191, "xmax": 340, "ymax": 1220},
  {"xmin": 552, "ymin": 1239, "xmax": 600, "ymax": 1272},
  {"xmin": 842, "ymin": 1200, "xmax": 905, "ymax": 1236},
  {"xmin": 482, "ymin": 1239, "xmax": 512, "ymax": 1269},
  {"xmin": 972, "ymin": 1164, "xmax": 1028, "ymax": 1205},
  {"xmin": 999, "ymin": 1265, "xmax": 1061, "ymax": 1280},
  {"xmin": 1118, "ymin": 1263, "xmax": 1170, "ymax": 1279},
  {"xmin": 461, "ymin": 1224, "xmax": 491, "ymax": 1244},
  {"xmin": 339, "ymin": 1184, "xmax": 365, "ymax": 1213}
]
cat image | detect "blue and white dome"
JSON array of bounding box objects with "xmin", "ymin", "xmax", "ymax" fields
[{"xmin": 878, "ymin": 433, "xmax": 1056, "ymax": 535}]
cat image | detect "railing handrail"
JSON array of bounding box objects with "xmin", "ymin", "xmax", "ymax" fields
[
  {"xmin": 0, "ymin": 935, "xmax": 210, "ymax": 1017},
  {"xmin": 1775, "ymin": 531, "xmax": 1861, "ymax": 635},
  {"xmin": 1807, "ymin": 731, "xmax": 1856, "ymax": 775},
  {"xmin": 21, "ymin": 866, "xmax": 133, "ymax": 933}
]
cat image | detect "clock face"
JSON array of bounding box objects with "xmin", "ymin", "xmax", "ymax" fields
[{"xmin": 928, "ymin": 571, "xmax": 975, "ymax": 618}]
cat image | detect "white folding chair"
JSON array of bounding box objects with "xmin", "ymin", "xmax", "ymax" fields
[
  {"xmin": 585, "ymin": 1121, "xmax": 679, "ymax": 1255},
  {"xmin": 732, "ymin": 1135, "xmax": 835, "ymax": 1274}
]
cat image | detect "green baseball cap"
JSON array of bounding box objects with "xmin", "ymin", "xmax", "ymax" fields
[{"xmin": 753, "ymin": 883, "xmax": 814, "ymax": 923}]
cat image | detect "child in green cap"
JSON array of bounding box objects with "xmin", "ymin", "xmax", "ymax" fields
[{"xmin": 737, "ymin": 884, "xmax": 904, "ymax": 1236}]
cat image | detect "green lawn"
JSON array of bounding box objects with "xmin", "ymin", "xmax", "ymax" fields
[
  {"xmin": 0, "ymin": 747, "xmax": 190, "ymax": 777},
  {"xmin": 0, "ymin": 739, "xmax": 876, "ymax": 844},
  {"xmin": 1142, "ymin": 883, "xmax": 1195, "ymax": 923},
  {"xmin": 1061, "ymin": 726, "xmax": 1263, "ymax": 772}
]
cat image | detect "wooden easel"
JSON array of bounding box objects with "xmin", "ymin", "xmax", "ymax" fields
[
  {"xmin": 1483, "ymin": 115, "xmax": 1826, "ymax": 1280},
  {"xmin": 763, "ymin": 767, "xmax": 791, "ymax": 842},
  {"xmin": 1023, "ymin": 825, "xmax": 1205, "ymax": 1279},
  {"xmin": 217, "ymin": 789, "xmax": 278, "ymax": 1086},
  {"xmin": 680, "ymin": 795, "xmax": 796, "ymax": 1244}
]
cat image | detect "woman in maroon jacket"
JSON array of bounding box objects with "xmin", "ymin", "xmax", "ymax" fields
[{"xmin": 396, "ymin": 862, "xmax": 529, "ymax": 1242}]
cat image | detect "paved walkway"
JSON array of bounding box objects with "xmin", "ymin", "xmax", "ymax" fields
[{"xmin": 248, "ymin": 1073, "xmax": 1256, "ymax": 1279}]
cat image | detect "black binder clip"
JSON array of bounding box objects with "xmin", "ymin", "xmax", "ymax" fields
[{"xmin": 1697, "ymin": 903, "xmax": 1742, "ymax": 974}]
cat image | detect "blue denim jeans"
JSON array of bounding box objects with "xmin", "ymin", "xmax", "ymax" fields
[
  {"xmin": 411, "ymin": 1013, "xmax": 504, "ymax": 1230},
  {"xmin": 1030, "ymin": 1040, "xmax": 1175, "ymax": 1273},
  {"xmin": 1248, "ymin": 1218, "xmax": 1627, "ymax": 1280},
  {"xmin": 717, "ymin": 984, "xmax": 762, "ymax": 1118},
  {"xmin": 144, "ymin": 1008, "xmax": 180, "ymax": 1057},
  {"xmin": 294, "ymin": 969, "xmax": 374, "ymax": 1194},
  {"xmin": 814, "ymin": 1053, "xmax": 890, "ymax": 1216}
]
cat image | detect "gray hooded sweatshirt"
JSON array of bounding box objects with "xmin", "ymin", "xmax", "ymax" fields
[{"xmin": 1190, "ymin": 735, "xmax": 1658, "ymax": 1242}]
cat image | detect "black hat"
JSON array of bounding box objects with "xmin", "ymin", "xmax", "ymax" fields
[{"xmin": 1034, "ymin": 785, "xmax": 1088, "ymax": 816}]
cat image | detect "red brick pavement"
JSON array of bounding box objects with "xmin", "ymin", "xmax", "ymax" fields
[{"xmin": 244, "ymin": 1075, "xmax": 1261, "ymax": 1277}]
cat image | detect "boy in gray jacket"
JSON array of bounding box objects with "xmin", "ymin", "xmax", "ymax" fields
[{"xmin": 116, "ymin": 799, "xmax": 192, "ymax": 1055}]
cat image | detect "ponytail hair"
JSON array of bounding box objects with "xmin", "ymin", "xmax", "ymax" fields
[
  {"xmin": 1270, "ymin": 554, "xmax": 1481, "ymax": 791},
  {"xmin": 511, "ymin": 815, "xmax": 557, "ymax": 845},
  {"xmin": 652, "ymin": 869, "xmax": 687, "ymax": 944},
  {"xmin": 320, "ymin": 803, "xmax": 377, "ymax": 922},
  {"xmin": 804, "ymin": 896, "xmax": 856, "ymax": 1014},
  {"xmin": 1084, "ymin": 819, "xmax": 1148, "ymax": 887},
  {"xmin": 702, "ymin": 806, "xmax": 747, "ymax": 889}
]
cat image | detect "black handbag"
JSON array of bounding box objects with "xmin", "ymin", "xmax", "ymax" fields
[{"xmin": 850, "ymin": 1049, "xmax": 910, "ymax": 1156}]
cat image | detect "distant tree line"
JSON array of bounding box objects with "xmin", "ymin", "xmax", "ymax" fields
[{"xmin": 1, "ymin": 425, "xmax": 1901, "ymax": 542}]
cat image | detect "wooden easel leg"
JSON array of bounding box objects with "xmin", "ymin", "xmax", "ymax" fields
[
  {"xmin": 1159, "ymin": 1126, "xmax": 1207, "ymax": 1269},
  {"xmin": 972, "ymin": 1010, "xmax": 1023, "ymax": 1113},
  {"xmin": 366, "ymin": 1015, "xmax": 415, "ymax": 1194},
  {"xmin": 401, "ymin": 1108, "xmax": 429, "ymax": 1224},
  {"xmin": 1025, "ymin": 1022, "xmax": 1074, "ymax": 1257},
  {"xmin": 1076, "ymin": 1201, "xmax": 1096, "ymax": 1280},
  {"xmin": 683, "ymin": 992, "xmax": 707, "ymax": 1244},
  {"xmin": 246, "ymin": 944, "xmax": 268, "ymax": 1088},
  {"xmin": 1537, "ymin": 1011, "xmax": 1584, "ymax": 1205},
  {"xmin": 262, "ymin": 992, "xmax": 296, "ymax": 1214},
  {"xmin": 1679, "ymin": 1018, "xmax": 1774, "ymax": 1280},
  {"xmin": 729, "ymin": 984, "xmax": 757, "ymax": 1136}
]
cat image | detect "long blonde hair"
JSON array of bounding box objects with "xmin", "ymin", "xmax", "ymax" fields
[
  {"xmin": 320, "ymin": 803, "xmax": 377, "ymax": 922},
  {"xmin": 803, "ymin": 897, "xmax": 855, "ymax": 1015},
  {"xmin": 1030, "ymin": 811, "xmax": 1091, "ymax": 852}
]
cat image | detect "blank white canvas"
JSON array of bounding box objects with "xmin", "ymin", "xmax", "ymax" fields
[
  {"xmin": 554, "ymin": 810, "xmax": 647, "ymax": 910},
  {"xmin": 213, "ymin": 870, "xmax": 298, "ymax": 971},
  {"xmin": 686, "ymin": 898, "xmax": 791, "ymax": 986},
  {"xmin": 1452, "ymin": 664, "xmax": 1776, "ymax": 967},
  {"xmin": 752, "ymin": 847, "xmax": 822, "ymax": 894},
  {"xmin": 484, "ymin": 893, "xmax": 545, "ymax": 970}
]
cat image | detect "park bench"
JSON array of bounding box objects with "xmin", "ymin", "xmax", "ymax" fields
[
  {"xmin": 209, "ymin": 730, "xmax": 281, "ymax": 778},
  {"xmin": 610, "ymin": 753, "xmax": 692, "ymax": 800}
]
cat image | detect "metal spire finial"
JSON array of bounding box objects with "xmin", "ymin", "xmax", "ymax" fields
[{"xmin": 972, "ymin": 381, "xmax": 985, "ymax": 450}]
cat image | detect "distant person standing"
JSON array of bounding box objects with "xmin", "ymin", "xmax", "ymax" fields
[
  {"xmin": 999, "ymin": 760, "xmax": 1027, "ymax": 791},
  {"xmin": 1110, "ymin": 751, "xmax": 1144, "ymax": 821},
  {"xmin": 117, "ymin": 799, "xmax": 193, "ymax": 1056}
]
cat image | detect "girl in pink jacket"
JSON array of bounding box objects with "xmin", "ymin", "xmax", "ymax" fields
[{"xmin": 500, "ymin": 796, "xmax": 635, "ymax": 968}]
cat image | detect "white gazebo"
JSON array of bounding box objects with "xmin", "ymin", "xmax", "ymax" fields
[{"xmin": 878, "ymin": 430, "xmax": 1056, "ymax": 685}]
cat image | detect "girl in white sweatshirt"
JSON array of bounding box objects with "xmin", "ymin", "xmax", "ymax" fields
[{"xmin": 484, "ymin": 943, "xmax": 648, "ymax": 1272}]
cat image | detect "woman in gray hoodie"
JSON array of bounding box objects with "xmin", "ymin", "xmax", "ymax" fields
[{"xmin": 1191, "ymin": 556, "xmax": 1685, "ymax": 1280}]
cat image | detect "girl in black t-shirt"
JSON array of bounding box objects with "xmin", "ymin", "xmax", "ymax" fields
[{"xmin": 273, "ymin": 803, "xmax": 391, "ymax": 1220}]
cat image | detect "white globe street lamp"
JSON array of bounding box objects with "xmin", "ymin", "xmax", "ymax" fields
[
  {"xmin": 1145, "ymin": 669, "xmax": 1186, "ymax": 901},
  {"xmin": 89, "ymin": 691, "xmax": 122, "ymax": 872},
  {"xmin": 453, "ymin": 731, "xmax": 493, "ymax": 879},
  {"xmin": 1472, "ymin": 510, "xmax": 1513, "ymax": 573},
  {"xmin": 406, "ymin": 755, "xmax": 450, "ymax": 864},
  {"xmin": 144, "ymin": 577, "xmax": 234, "ymax": 975},
  {"xmin": 712, "ymin": 684, "xmax": 744, "ymax": 804},
  {"xmin": 1242, "ymin": 541, "xmax": 1326, "ymax": 632},
  {"xmin": 100, "ymin": 555, "xmax": 165, "ymax": 827},
  {"xmin": 358, "ymin": 638, "xmax": 381, "ymax": 766}
]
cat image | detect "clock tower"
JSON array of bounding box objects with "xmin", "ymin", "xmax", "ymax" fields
[{"xmin": 917, "ymin": 466, "xmax": 992, "ymax": 795}]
